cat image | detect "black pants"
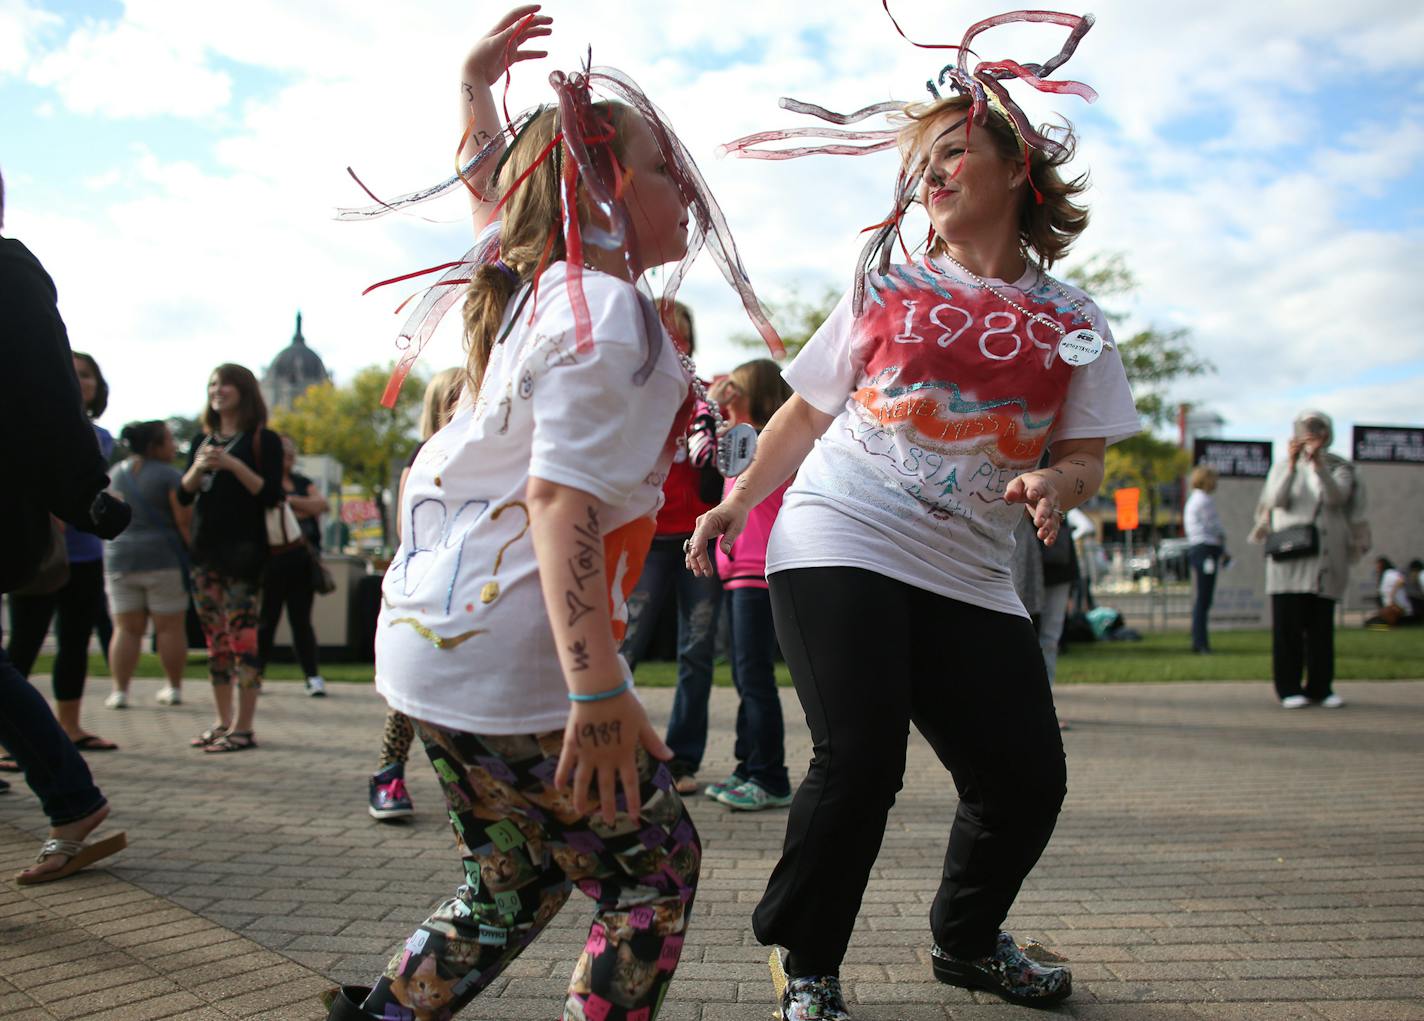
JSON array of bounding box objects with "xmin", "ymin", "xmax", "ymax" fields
[
  {"xmin": 6, "ymin": 559, "xmax": 105, "ymax": 701},
  {"xmin": 753, "ymin": 567, "xmax": 1066, "ymax": 973},
  {"xmin": 1271, "ymin": 593, "xmax": 1335, "ymax": 700},
  {"xmin": 257, "ymin": 547, "xmax": 318, "ymax": 677}
]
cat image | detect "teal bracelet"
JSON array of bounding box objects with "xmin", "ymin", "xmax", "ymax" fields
[{"xmin": 568, "ymin": 680, "xmax": 631, "ymax": 703}]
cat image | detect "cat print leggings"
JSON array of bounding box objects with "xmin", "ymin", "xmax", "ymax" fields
[
  {"xmin": 189, "ymin": 567, "xmax": 262, "ymax": 689},
  {"xmin": 361, "ymin": 722, "xmax": 701, "ymax": 1021}
]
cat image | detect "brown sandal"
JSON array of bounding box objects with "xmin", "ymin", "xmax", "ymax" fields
[{"xmin": 203, "ymin": 731, "xmax": 256, "ymax": 754}]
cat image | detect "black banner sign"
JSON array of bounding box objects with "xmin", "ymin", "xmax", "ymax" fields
[
  {"xmin": 1193, "ymin": 439, "xmax": 1273, "ymax": 478},
  {"xmin": 1353, "ymin": 425, "xmax": 1424, "ymax": 464}
]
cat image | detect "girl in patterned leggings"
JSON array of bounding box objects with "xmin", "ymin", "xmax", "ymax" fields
[
  {"xmin": 177, "ymin": 363, "xmax": 284, "ymax": 753},
  {"xmin": 324, "ymin": 7, "xmax": 778, "ymax": 1019}
]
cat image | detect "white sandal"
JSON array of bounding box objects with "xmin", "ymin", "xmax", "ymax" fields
[{"xmin": 16, "ymin": 832, "xmax": 128, "ymax": 886}]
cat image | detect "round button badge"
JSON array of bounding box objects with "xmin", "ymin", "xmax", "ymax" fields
[{"xmin": 1057, "ymin": 328, "xmax": 1104, "ymax": 367}]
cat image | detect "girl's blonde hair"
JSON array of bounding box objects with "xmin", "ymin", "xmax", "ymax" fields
[
  {"xmin": 1189, "ymin": 464, "xmax": 1219, "ymax": 491},
  {"xmin": 419, "ymin": 366, "xmax": 465, "ymax": 440},
  {"xmin": 715, "ymin": 358, "xmax": 791, "ymax": 429},
  {"xmin": 898, "ymin": 96, "xmax": 1089, "ymax": 268},
  {"xmin": 461, "ymin": 103, "xmax": 634, "ymax": 394}
]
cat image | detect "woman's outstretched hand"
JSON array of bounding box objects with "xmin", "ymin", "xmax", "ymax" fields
[
  {"xmin": 1005, "ymin": 471, "xmax": 1063, "ymax": 546},
  {"xmin": 685, "ymin": 500, "xmax": 750, "ymax": 577},
  {"xmin": 462, "ymin": 5, "xmax": 553, "ymax": 90}
]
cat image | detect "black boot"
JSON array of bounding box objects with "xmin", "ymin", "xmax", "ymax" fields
[{"xmin": 323, "ymin": 986, "xmax": 375, "ymax": 1020}]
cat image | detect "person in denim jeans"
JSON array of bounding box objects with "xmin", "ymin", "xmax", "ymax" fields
[
  {"xmin": 620, "ymin": 301, "xmax": 724, "ymax": 794},
  {"xmin": 706, "ymin": 360, "xmax": 794, "ymax": 811},
  {"xmin": 1, "ymin": 167, "xmax": 130, "ymax": 881}
]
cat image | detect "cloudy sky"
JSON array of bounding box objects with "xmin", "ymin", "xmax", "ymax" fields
[{"xmin": 3, "ymin": 0, "xmax": 1421, "ymax": 454}]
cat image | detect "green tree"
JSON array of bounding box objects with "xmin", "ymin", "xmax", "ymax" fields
[
  {"xmin": 1065, "ymin": 253, "xmax": 1212, "ymax": 543},
  {"xmin": 271, "ymin": 364, "xmax": 426, "ymax": 549},
  {"xmin": 733, "ymin": 285, "xmax": 842, "ymax": 359},
  {"xmin": 1064, "ymin": 253, "xmax": 1213, "ymax": 431}
]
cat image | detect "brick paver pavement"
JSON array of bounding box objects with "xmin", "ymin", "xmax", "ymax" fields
[{"xmin": 2, "ymin": 678, "xmax": 1421, "ymax": 1020}]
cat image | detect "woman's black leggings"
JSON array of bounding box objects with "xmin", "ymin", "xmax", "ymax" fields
[
  {"xmin": 256, "ymin": 547, "xmax": 319, "ymax": 677},
  {"xmin": 753, "ymin": 566, "xmax": 1067, "ymax": 974},
  {"xmin": 6, "ymin": 559, "xmax": 105, "ymax": 702}
]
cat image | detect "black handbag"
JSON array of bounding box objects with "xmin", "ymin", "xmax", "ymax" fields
[
  {"xmin": 308, "ymin": 546, "xmax": 337, "ymax": 595},
  {"xmin": 1264, "ymin": 523, "xmax": 1318, "ymax": 560},
  {"xmin": 1265, "ymin": 500, "xmax": 1321, "ymax": 561},
  {"xmin": 13, "ymin": 517, "xmax": 70, "ymax": 596}
]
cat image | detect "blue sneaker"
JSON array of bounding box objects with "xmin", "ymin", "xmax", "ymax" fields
[
  {"xmin": 704, "ymin": 774, "xmax": 742, "ymax": 800},
  {"xmin": 717, "ymin": 779, "xmax": 793, "ymax": 811},
  {"xmin": 931, "ymin": 931, "xmax": 1072, "ymax": 1006},
  {"xmin": 368, "ymin": 763, "xmax": 414, "ymax": 821}
]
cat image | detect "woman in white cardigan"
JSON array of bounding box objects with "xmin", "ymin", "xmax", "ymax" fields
[{"xmin": 1250, "ymin": 410, "xmax": 1362, "ymax": 708}]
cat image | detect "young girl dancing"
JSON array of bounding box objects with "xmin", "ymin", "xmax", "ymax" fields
[
  {"xmin": 690, "ymin": 10, "xmax": 1137, "ymax": 1017},
  {"xmin": 325, "ymin": 7, "xmax": 778, "ymax": 1019}
]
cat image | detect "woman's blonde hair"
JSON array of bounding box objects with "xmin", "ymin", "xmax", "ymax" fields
[
  {"xmin": 714, "ymin": 358, "xmax": 791, "ymax": 429},
  {"xmin": 660, "ymin": 299, "xmax": 694, "ymax": 354},
  {"xmin": 461, "ymin": 103, "xmax": 634, "ymax": 394},
  {"xmin": 1190, "ymin": 464, "xmax": 1219, "ymax": 491},
  {"xmin": 419, "ymin": 366, "xmax": 465, "ymax": 440},
  {"xmin": 898, "ymin": 96, "xmax": 1089, "ymax": 268}
]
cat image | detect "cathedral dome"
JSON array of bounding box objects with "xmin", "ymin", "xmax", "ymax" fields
[{"xmin": 263, "ymin": 312, "xmax": 330, "ymax": 410}]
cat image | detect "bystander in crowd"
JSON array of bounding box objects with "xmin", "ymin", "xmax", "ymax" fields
[{"xmin": 104, "ymin": 420, "xmax": 192, "ymax": 708}]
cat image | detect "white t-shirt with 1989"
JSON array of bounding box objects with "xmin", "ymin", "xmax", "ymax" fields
[{"xmin": 768, "ymin": 257, "xmax": 1140, "ymax": 617}]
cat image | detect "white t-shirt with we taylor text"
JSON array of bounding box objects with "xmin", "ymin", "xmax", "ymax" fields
[
  {"xmin": 768, "ymin": 257, "xmax": 1140, "ymax": 616},
  {"xmin": 376, "ymin": 261, "xmax": 687, "ymax": 735}
]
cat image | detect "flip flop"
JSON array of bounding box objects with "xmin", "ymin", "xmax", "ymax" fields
[
  {"xmin": 71, "ymin": 735, "xmax": 120, "ymax": 752},
  {"xmin": 15, "ymin": 831, "xmax": 128, "ymax": 886}
]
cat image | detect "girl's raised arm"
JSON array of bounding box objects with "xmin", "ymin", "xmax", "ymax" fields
[{"xmin": 459, "ymin": 5, "xmax": 552, "ymax": 235}]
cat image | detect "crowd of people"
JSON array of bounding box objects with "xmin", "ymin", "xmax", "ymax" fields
[
  {"xmin": 2, "ymin": 6, "xmax": 1418, "ymax": 1021},
  {"xmin": 1, "ymin": 353, "xmax": 334, "ymax": 761}
]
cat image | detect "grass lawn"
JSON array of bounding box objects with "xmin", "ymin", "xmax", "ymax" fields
[{"xmin": 35, "ymin": 627, "xmax": 1424, "ymax": 688}]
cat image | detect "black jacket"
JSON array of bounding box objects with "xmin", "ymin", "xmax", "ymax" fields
[{"xmin": 0, "ymin": 237, "xmax": 130, "ymax": 591}]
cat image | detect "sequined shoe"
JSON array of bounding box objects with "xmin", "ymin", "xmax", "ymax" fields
[
  {"xmin": 931, "ymin": 931, "xmax": 1072, "ymax": 1007},
  {"xmin": 770, "ymin": 947, "xmax": 852, "ymax": 1020}
]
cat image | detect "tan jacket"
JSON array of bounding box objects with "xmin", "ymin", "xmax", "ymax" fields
[{"xmin": 1250, "ymin": 453, "xmax": 1358, "ymax": 601}]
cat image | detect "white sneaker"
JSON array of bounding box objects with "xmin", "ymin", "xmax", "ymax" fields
[
  {"xmin": 155, "ymin": 686, "xmax": 182, "ymax": 706},
  {"xmin": 1319, "ymin": 694, "xmax": 1345, "ymax": 708},
  {"xmin": 305, "ymin": 676, "xmax": 327, "ymax": 698},
  {"xmin": 1280, "ymin": 695, "xmax": 1309, "ymax": 709},
  {"xmin": 103, "ymin": 690, "xmax": 128, "ymax": 709}
]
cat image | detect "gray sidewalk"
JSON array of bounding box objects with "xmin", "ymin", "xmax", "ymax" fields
[{"xmin": 2, "ymin": 678, "xmax": 1422, "ymax": 1020}]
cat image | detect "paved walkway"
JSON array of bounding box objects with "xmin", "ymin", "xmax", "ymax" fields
[{"xmin": 2, "ymin": 678, "xmax": 1422, "ymax": 1020}]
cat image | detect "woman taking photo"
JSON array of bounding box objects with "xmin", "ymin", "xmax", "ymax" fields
[
  {"xmin": 1251, "ymin": 410, "xmax": 1360, "ymax": 708},
  {"xmin": 7, "ymin": 351, "xmax": 120, "ymax": 753},
  {"xmin": 178, "ymin": 364, "xmax": 284, "ymax": 752},
  {"xmin": 104, "ymin": 420, "xmax": 191, "ymax": 708},
  {"xmin": 692, "ymin": 19, "xmax": 1137, "ymax": 1013}
]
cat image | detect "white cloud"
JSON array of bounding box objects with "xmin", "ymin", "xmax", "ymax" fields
[
  {"xmin": 0, "ymin": 0, "xmax": 59, "ymax": 77},
  {"xmin": 28, "ymin": 16, "xmax": 231, "ymax": 118}
]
